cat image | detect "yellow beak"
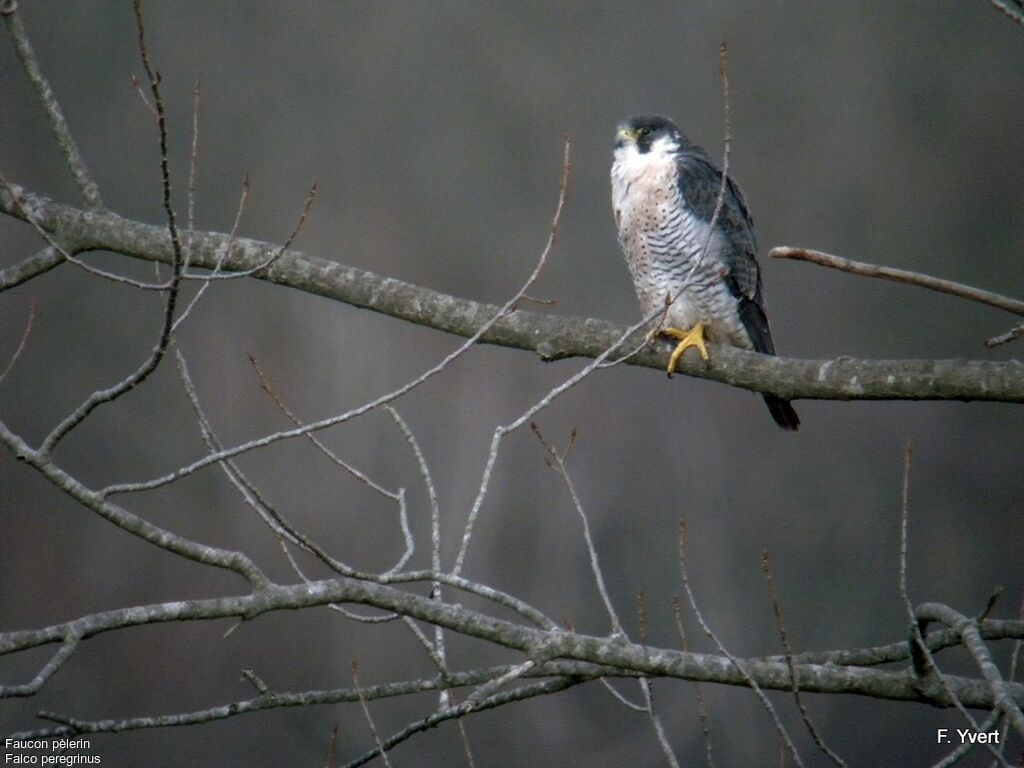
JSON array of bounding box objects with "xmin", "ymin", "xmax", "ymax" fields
[{"xmin": 616, "ymin": 127, "xmax": 638, "ymax": 144}]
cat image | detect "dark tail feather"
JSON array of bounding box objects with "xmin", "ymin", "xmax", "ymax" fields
[{"xmin": 764, "ymin": 395, "xmax": 800, "ymax": 431}]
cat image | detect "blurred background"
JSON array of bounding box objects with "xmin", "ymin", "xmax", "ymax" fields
[{"xmin": 1, "ymin": 2, "xmax": 1022, "ymax": 765}]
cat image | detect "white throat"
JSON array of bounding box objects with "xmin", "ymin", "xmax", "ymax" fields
[{"xmin": 611, "ymin": 135, "xmax": 679, "ymax": 213}]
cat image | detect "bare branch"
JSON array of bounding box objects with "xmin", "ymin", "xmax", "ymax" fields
[
  {"xmin": 986, "ymin": 0, "xmax": 1024, "ymax": 28},
  {"xmin": 639, "ymin": 678, "xmax": 681, "ymax": 768},
  {"xmin": 186, "ymin": 79, "xmax": 201, "ymax": 242},
  {"xmin": 765, "ymin": 618, "xmax": 1024, "ymax": 668},
  {"xmin": 385, "ymin": 404, "xmax": 450, "ymax": 707},
  {"xmin": 0, "ymin": 175, "xmax": 165, "ymax": 291},
  {"xmin": 672, "ymin": 597, "xmax": 716, "ymax": 768},
  {"xmin": 171, "ymin": 176, "xmax": 250, "ymax": 331},
  {"xmin": 324, "ymin": 724, "xmax": 340, "ymax": 768},
  {"xmin": 0, "ymin": 635, "xmax": 79, "ymax": 699},
  {"xmin": 0, "ymin": 299, "xmax": 35, "ymax": 384},
  {"xmin": 770, "ymin": 247, "xmax": 1024, "ymax": 318},
  {"xmin": 985, "ymin": 323, "xmax": 1024, "ymax": 348},
  {"xmin": 898, "ymin": 443, "xmax": 1013, "ymax": 767},
  {"xmin": 0, "ymin": 419, "xmax": 269, "ymax": 588},
  {"xmin": 531, "ymin": 423, "xmax": 622, "ymax": 636},
  {"xmin": 679, "ymin": 522, "xmax": 806, "ymax": 768},
  {"xmin": 0, "ymin": 246, "xmax": 63, "ymax": 291},
  {"xmin": 15, "ymin": 663, "xmax": 571, "ymax": 740},
  {"xmin": 352, "ymin": 660, "xmax": 394, "ymax": 768},
  {"xmin": 4, "ymin": 184, "xmax": 1021, "ymax": 404},
  {"xmin": 915, "ymin": 602, "xmax": 1024, "ymax": 738},
  {"xmin": 98, "ymin": 140, "xmax": 571, "ymax": 502},
  {"xmin": 3, "ymin": 577, "xmax": 1022, "ymax": 712},
  {"xmin": 1, "ymin": 0, "xmax": 103, "ymax": 208},
  {"xmin": 37, "ymin": 2, "xmax": 186, "ymax": 455},
  {"xmin": 341, "ymin": 677, "xmax": 582, "ymax": 768},
  {"xmin": 762, "ymin": 551, "xmax": 846, "ymax": 767}
]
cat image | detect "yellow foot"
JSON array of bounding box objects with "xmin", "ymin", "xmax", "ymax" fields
[{"xmin": 662, "ymin": 322, "xmax": 709, "ymax": 375}]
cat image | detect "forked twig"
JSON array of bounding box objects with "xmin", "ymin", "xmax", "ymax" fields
[{"xmin": 40, "ymin": 0, "xmax": 186, "ymax": 455}]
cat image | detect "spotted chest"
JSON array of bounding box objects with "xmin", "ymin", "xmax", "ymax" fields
[{"xmin": 611, "ymin": 149, "xmax": 748, "ymax": 346}]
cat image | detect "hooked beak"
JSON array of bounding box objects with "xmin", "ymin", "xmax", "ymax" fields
[{"xmin": 615, "ymin": 126, "xmax": 638, "ymax": 148}]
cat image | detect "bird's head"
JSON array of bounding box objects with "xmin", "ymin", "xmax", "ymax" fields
[{"xmin": 614, "ymin": 115, "xmax": 683, "ymax": 156}]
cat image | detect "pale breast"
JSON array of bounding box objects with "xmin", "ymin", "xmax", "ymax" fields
[{"xmin": 611, "ymin": 151, "xmax": 748, "ymax": 346}]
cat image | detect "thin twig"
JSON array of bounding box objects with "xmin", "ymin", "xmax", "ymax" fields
[
  {"xmin": 200, "ymin": 180, "xmax": 318, "ymax": 280},
  {"xmin": 637, "ymin": 677, "xmax": 680, "ymax": 768},
  {"xmin": 385, "ymin": 405, "xmax": 449, "ymax": 706},
  {"xmin": 672, "ymin": 597, "xmax": 716, "ymax": 768},
  {"xmin": 341, "ymin": 677, "xmax": 581, "ymax": 768},
  {"xmin": 130, "ymin": 73, "xmax": 158, "ymax": 119},
  {"xmin": 770, "ymin": 247, "xmax": 1024, "ymax": 319},
  {"xmin": 678, "ymin": 521, "xmax": 806, "ymax": 768},
  {"xmin": 101, "ymin": 140, "xmax": 573, "ymax": 500},
  {"xmin": 352, "ymin": 660, "xmax": 394, "ymax": 768},
  {"xmin": 690, "ymin": 37, "xmax": 733, "ymax": 285},
  {"xmin": 530, "ymin": 423, "xmax": 622, "ymax": 635},
  {"xmin": 531, "ymin": 422, "xmax": 678, "ymax": 764},
  {"xmin": 171, "ymin": 175, "xmax": 250, "ymax": 331},
  {"xmin": 0, "ymin": 299, "xmax": 36, "ymax": 384},
  {"xmin": 323, "ymin": 724, "xmax": 340, "ymax": 768},
  {"xmin": 248, "ymin": 355, "xmax": 414, "ymax": 575},
  {"xmin": 250, "ymin": 354, "xmax": 405, "ymax": 505},
  {"xmin": 175, "ymin": 348, "xmax": 396, "ymax": 623},
  {"xmin": 187, "ymin": 78, "xmax": 201, "ymax": 260},
  {"xmin": 898, "ymin": 443, "xmax": 1013, "ymax": 767},
  {"xmin": 985, "ymin": 323, "xmax": 1024, "ymax": 348},
  {"xmin": 40, "ymin": 0, "xmax": 186, "ymax": 455},
  {"xmin": 761, "ymin": 551, "xmax": 847, "ymax": 767}
]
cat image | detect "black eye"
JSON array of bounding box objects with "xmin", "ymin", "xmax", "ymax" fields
[{"xmin": 637, "ymin": 126, "xmax": 651, "ymax": 137}]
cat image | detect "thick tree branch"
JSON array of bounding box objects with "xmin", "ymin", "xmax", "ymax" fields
[
  {"xmin": 2, "ymin": 185, "xmax": 1022, "ymax": 403},
  {"xmin": 3, "ymin": 578, "xmax": 1023, "ymax": 712}
]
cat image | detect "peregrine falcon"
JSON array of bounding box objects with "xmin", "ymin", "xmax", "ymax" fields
[{"xmin": 610, "ymin": 114, "xmax": 799, "ymax": 430}]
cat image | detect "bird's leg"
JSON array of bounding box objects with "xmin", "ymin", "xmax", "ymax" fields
[{"xmin": 662, "ymin": 322, "xmax": 709, "ymax": 375}]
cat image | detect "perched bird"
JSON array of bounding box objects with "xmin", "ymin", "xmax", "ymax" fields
[{"xmin": 610, "ymin": 114, "xmax": 799, "ymax": 430}]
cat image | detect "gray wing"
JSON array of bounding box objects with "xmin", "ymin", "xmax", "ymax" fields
[{"xmin": 675, "ymin": 148, "xmax": 776, "ymax": 355}]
